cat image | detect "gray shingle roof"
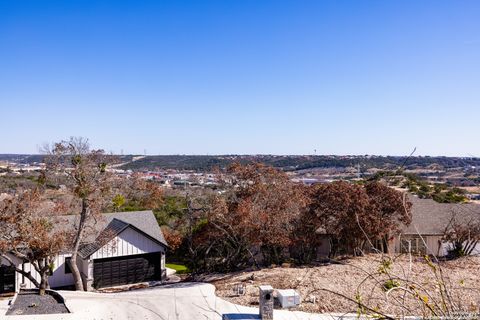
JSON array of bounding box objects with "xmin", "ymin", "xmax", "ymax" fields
[
  {"xmin": 100, "ymin": 211, "xmax": 167, "ymax": 245},
  {"xmin": 403, "ymin": 195, "xmax": 480, "ymax": 235},
  {"xmin": 59, "ymin": 210, "xmax": 168, "ymax": 258}
]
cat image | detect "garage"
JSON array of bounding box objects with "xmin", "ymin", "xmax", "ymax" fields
[
  {"xmin": 0, "ymin": 265, "xmax": 15, "ymax": 295},
  {"xmin": 93, "ymin": 252, "xmax": 161, "ymax": 288}
]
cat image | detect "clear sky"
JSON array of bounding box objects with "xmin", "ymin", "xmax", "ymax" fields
[{"xmin": 1, "ymin": 1, "xmax": 479, "ymax": 156}]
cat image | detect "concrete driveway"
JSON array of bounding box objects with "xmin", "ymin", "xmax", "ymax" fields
[{"xmin": 1, "ymin": 283, "xmax": 344, "ymax": 320}]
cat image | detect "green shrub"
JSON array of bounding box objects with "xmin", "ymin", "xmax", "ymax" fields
[
  {"xmin": 383, "ymin": 279, "xmax": 400, "ymax": 291},
  {"xmin": 165, "ymin": 263, "xmax": 191, "ymax": 274}
]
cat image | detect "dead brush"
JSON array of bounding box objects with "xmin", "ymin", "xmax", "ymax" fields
[
  {"xmin": 305, "ymin": 200, "xmax": 480, "ymax": 319},
  {"xmin": 306, "ymin": 236, "xmax": 479, "ymax": 319}
]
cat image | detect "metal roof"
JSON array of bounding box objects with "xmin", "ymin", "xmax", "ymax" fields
[{"xmin": 78, "ymin": 218, "xmax": 130, "ymax": 258}]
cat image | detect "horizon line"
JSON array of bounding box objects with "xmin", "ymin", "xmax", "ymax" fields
[{"xmin": 0, "ymin": 153, "xmax": 479, "ymax": 159}]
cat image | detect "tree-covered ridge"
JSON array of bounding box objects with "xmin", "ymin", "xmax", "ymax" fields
[
  {"xmin": 3, "ymin": 154, "xmax": 480, "ymax": 172},
  {"xmin": 120, "ymin": 155, "xmax": 480, "ymax": 171},
  {"xmin": 369, "ymin": 171, "xmax": 470, "ymax": 203}
]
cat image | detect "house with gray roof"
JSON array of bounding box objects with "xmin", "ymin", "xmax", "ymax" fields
[
  {"xmin": 392, "ymin": 195, "xmax": 480, "ymax": 257},
  {"xmin": 313, "ymin": 194, "xmax": 480, "ymax": 258},
  {"xmin": 0, "ymin": 210, "xmax": 168, "ymax": 294}
]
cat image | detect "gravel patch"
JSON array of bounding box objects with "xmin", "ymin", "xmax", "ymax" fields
[
  {"xmin": 209, "ymin": 255, "xmax": 480, "ymax": 316},
  {"xmin": 6, "ymin": 289, "xmax": 69, "ymax": 315}
]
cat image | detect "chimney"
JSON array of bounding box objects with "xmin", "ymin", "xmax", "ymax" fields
[{"xmin": 258, "ymin": 285, "xmax": 274, "ymax": 320}]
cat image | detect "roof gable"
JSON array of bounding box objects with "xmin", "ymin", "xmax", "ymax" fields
[
  {"xmin": 73, "ymin": 211, "xmax": 168, "ymax": 258},
  {"xmin": 90, "ymin": 225, "xmax": 165, "ymax": 260}
]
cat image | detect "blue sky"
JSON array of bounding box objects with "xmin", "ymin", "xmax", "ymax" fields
[{"xmin": 1, "ymin": 1, "xmax": 479, "ymax": 156}]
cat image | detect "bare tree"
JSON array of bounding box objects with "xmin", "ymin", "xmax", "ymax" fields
[
  {"xmin": 120, "ymin": 172, "xmax": 164, "ymax": 210},
  {"xmin": 185, "ymin": 163, "xmax": 307, "ymax": 271},
  {"xmin": 443, "ymin": 212, "xmax": 480, "ymax": 257},
  {"xmin": 42, "ymin": 137, "xmax": 115, "ymax": 291},
  {"xmin": 228, "ymin": 163, "xmax": 308, "ymax": 265},
  {"xmin": 308, "ymin": 181, "xmax": 411, "ymax": 257},
  {"xmin": 0, "ymin": 189, "xmax": 68, "ymax": 295}
]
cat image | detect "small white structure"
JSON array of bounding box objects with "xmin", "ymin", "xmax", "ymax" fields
[{"xmin": 275, "ymin": 289, "xmax": 301, "ymax": 308}]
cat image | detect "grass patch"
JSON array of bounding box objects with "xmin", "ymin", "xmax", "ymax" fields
[{"xmin": 166, "ymin": 263, "xmax": 191, "ymax": 274}]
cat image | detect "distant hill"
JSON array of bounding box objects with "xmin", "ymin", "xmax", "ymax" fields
[
  {"xmin": 119, "ymin": 155, "xmax": 480, "ymax": 172},
  {"xmin": 0, "ymin": 154, "xmax": 134, "ymax": 166},
  {"xmin": 0, "ymin": 154, "xmax": 46, "ymax": 164},
  {"xmin": 2, "ymin": 154, "xmax": 480, "ymax": 172}
]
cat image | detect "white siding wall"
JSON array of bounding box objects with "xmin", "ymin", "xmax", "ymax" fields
[
  {"xmin": 2, "ymin": 228, "xmax": 166, "ymax": 292},
  {"xmin": 77, "ymin": 256, "xmax": 94, "ymax": 290},
  {"xmin": 90, "ymin": 227, "xmax": 165, "ymax": 260},
  {"xmin": 47, "ymin": 253, "xmax": 74, "ymax": 288},
  {"xmin": 1, "ymin": 253, "xmax": 73, "ymax": 291},
  {"xmin": 19, "ymin": 260, "xmax": 41, "ymax": 290},
  {"xmin": 77, "ymin": 256, "xmax": 91, "ymax": 279}
]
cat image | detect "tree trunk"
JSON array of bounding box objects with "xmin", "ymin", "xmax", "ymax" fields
[
  {"xmin": 70, "ymin": 199, "xmax": 90, "ymax": 291},
  {"xmin": 329, "ymin": 238, "xmax": 338, "ymax": 258},
  {"xmin": 39, "ymin": 272, "xmax": 49, "ymax": 295},
  {"xmin": 383, "ymin": 237, "xmax": 389, "ymax": 254},
  {"xmin": 246, "ymin": 248, "xmax": 260, "ymax": 269}
]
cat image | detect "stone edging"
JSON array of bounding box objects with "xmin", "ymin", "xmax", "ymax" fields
[
  {"xmin": 5, "ymin": 289, "xmax": 71, "ymax": 315},
  {"xmin": 8, "ymin": 291, "xmax": 19, "ymax": 308},
  {"xmin": 45, "ymin": 289, "xmax": 71, "ymax": 313}
]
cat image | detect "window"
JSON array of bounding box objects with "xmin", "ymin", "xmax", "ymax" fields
[
  {"xmin": 65, "ymin": 257, "xmax": 72, "ymax": 274},
  {"xmin": 400, "ymin": 237, "xmax": 427, "ymax": 255}
]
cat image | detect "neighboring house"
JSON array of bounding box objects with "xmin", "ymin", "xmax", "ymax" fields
[
  {"xmin": 314, "ymin": 194, "xmax": 480, "ymax": 258},
  {"xmin": 392, "ymin": 196, "xmax": 480, "ymax": 257},
  {"xmin": 0, "ymin": 211, "xmax": 168, "ymax": 294}
]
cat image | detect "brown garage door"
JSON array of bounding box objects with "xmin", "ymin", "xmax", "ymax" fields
[
  {"xmin": 0, "ymin": 265, "xmax": 15, "ymax": 294},
  {"xmin": 93, "ymin": 252, "xmax": 161, "ymax": 288}
]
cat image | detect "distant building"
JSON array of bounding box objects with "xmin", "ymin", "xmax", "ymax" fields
[
  {"xmin": 467, "ymin": 193, "xmax": 480, "ymax": 200},
  {"xmin": 292, "ymin": 178, "xmax": 319, "ymax": 185},
  {"xmin": 173, "ymin": 180, "xmax": 192, "ymax": 187}
]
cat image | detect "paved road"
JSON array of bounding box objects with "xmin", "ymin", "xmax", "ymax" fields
[{"xmin": 1, "ymin": 283, "xmax": 345, "ymax": 320}]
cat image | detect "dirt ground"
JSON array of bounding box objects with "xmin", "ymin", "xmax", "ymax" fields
[{"xmin": 209, "ymin": 255, "xmax": 480, "ymax": 317}]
